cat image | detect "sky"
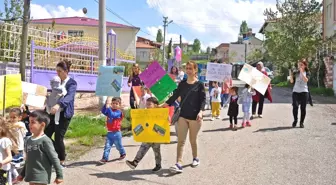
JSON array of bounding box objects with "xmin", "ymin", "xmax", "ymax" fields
[{"xmin": 0, "ymin": 0, "xmax": 281, "ymax": 50}]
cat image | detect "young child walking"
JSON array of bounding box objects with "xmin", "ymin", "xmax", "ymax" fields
[
  {"xmin": 210, "ymin": 81, "xmax": 221, "ymax": 120},
  {"xmin": 0, "ymin": 117, "xmax": 18, "ymax": 185},
  {"xmin": 126, "ymin": 97, "xmax": 162, "ymax": 172},
  {"xmin": 221, "ymin": 77, "xmax": 232, "ymax": 108},
  {"xmin": 224, "ymin": 86, "xmax": 239, "ymax": 131},
  {"xmin": 99, "ymin": 97, "xmax": 126, "ymax": 164},
  {"xmin": 17, "ymin": 110, "xmax": 63, "ymax": 185},
  {"xmin": 8, "ymin": 108, "xmax": 28, "ymax": 184},
  {"xmin": 239, "ymin": 84, "xmax": 256, "ymax": 127}
]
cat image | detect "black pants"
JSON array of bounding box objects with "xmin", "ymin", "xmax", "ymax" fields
[
  {"xmin": 45, "ymin": 111, "xmax": 71, "ymax": 161},
  {"xmin": 252, "ymin": 94, "xmax": 265, "ymax": 115},
  {"xmin": 292, "ymin": 92, "xmax": 308, "ymax": 123},
  {"xmin": 229, "ymin": 116, "xmax": 238, "ymax": 125}
]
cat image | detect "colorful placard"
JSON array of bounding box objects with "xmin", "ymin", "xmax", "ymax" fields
[
  {"xmin": 95, "ymin": 66, "xmax": 125, "ymax": 97},
  {"xmin": 5, "ymin": 74, "xmax": 22, "ymax": 108},
  {"xmin": 139, "ymin": 61, "xmax": 166, "ymax": 88},
  {"xmin": 238, "ymin": 63, "xmax": 271, "ymax": 95},
  {"xmin": 22, "ymin": 82, "xmax": 48, "ymax": 108},
  {"xmin": 131, "ymin": 108, "xmax": 170, "ymax": 143},
  {"xmin": 205, "ymin": 62, "xmax": 232, "ymax": 82},
  {"xmin": 132, "ymin": 86, "xmax": 153, "ymax": 106},
  {"xmin": 149, "ymin": 74, "xmax": 177, "ymax": 104}
]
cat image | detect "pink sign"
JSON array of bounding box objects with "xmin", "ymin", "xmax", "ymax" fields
[
  {"xmin": 175, "ymin": 46, "xmax": 181, "ymax": 62},
  {"xmin": 139, "ymin": 61, "xmax": 166, "ymax": 88}
]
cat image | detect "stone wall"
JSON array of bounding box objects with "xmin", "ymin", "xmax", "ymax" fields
[
  {"xmin": 323, "ymin": 57, "xmax": 333, "ymax": 88},
  {"xmin": 0, "ymin": 62, "xmax": 31, "ymax": 82}
]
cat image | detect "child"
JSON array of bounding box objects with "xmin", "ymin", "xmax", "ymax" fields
[
  {"xmin": 239, "ymin": 84, "xmax": 256, "ymax": 127},
  {"xmin": 21, "ymin": 105, "xmax": 31, "ymax": 137},
  {"xmin": 224, "ymin": 86, "xmax": 239, "ymax": 130},
  {"xmin": 8, "ymin": 108, "xmax": 28, "ymax": 184},
  {"xmin": 138, "ymin": 86, "xmax": 151, "ymax": 109},
  {"xmin": 126, "ymin": 97, "xmax": 162, "ymax": 172},
  {"xmin": 0, "ymin": 117, "xmax": 17, "ymax": 185},
  {"xmin": 46, "ymin": 76, "xmax": 67, "ymax": 125},
  {"xmin": 17, "ymin": 110, "xmax": 63, "ymax": 185},
  {"xmin": 99, "ymin": 97, "xmax": 126, "ymax": 164},
  {"xmin": 210, "ymin": 81, "xmax": 221, "ymax": 120},
  {"xmin": 221, "ymin": 77, "xmax": 232, "ymax": 108}
]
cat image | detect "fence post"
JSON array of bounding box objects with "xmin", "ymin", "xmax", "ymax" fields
[
  {"xmin": 90, "ymin": 57, "xmax": 94, "ymax": 74},
  {"xmin": 30, "ymin": 40, "xmax": 34, "ymax": 83}
]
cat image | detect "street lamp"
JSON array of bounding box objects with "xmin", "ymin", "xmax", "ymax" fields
[{"xmin": 162, "ymin": 17, "xmax": 173, "ymax": 66}]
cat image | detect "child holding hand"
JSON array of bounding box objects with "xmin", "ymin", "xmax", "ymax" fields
[{"xmin": 239, "ymin": 84, "xmax": 256, "ymax": 127}]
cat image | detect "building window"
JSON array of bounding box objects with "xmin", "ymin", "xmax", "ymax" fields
[{"xmin": 68, "ymin": 30, "xmax": 84, "ymax": 37}]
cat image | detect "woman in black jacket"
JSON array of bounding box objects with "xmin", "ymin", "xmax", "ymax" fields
[{"xmin": 162, "ymin": 61, "xmax": 206, "ymax": 174}]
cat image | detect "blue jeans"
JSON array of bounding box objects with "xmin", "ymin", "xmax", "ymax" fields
[
  {"xmin": 221, "ymin": 94, "xmax": 229, "ymax": 107},
  {"xmin": 102, "ymin": 131, "xmax": 126, "ymax": 160}
]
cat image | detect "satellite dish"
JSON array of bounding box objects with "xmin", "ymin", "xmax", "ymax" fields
[{"xmin": 82, "ymin": 8, "xmax": 87, "ymax": 14}]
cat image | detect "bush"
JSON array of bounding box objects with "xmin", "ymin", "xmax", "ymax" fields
[
  {"xmin": 271, "ymin": 76, "xmax": 286, "ymax": 84},
  {"xmin": 310, "ymin": 87, "xmax": 334, "ymax": 96},
  {"xmin": 275, "ymin": 81, "xmax": 291, "ymax": 87}
]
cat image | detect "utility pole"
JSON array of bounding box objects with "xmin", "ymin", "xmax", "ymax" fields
[
  {"xmin": 98, "ymin": 0, "xmax": 107, "ymax": 108},
  {"xmin": 179, "ymin": 35, "xmax": 182, "ymax": 52},
  {"xmin": 162, "ymin": 16, "xmax": 173, "ymax": 68},
  {"xmin": 19, "ymin": 0, "xmax": 31, "ymax": 81}
]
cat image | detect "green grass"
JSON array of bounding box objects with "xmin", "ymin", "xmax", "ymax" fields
[
  {"xmin": 65, "ymin": 109, "xmax": 132, "ymax": 146},
  {"xmin": 275, "ymin": 81, "xmax": 291, "ymax": 87},
  {"xmin": 309, "ymin": 87, "xmax": 335, "ymax": 96}
]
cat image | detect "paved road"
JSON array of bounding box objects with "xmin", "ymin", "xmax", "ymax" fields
[{"xmin": 34, "ymin": 88, "xmax": 336, "ymax": 185}]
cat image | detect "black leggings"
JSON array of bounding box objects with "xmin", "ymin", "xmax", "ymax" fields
[
  {"xmin": 229, "ymin": 116, "xmax": 238, "ymax": 125},
  {"xmin": 292, "ymin": 92, "xmax": 308, "ymax": 123},
  {"xmin": 45, "ymin": 111, "xmax": 71, "ymax": 161},
  {"xmin": 252, "ymin": 94, "xmax": 265, "ymax": 115}
]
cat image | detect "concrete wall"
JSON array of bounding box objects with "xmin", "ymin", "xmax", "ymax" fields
[{"xmin": 324, "ymin": 0, "xmax": 335, "ymax": 38}]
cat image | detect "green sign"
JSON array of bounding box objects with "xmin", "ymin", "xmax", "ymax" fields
[{"xmin": 150, "ymin": 74, "xmax": 177, "ymax": 104}]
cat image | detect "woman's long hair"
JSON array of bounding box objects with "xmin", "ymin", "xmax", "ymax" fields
[
  {"xmin": 299, "ymin": 58, "xmax": 309, "ymax": 72},
  {"xmin": 170, "ymin": 66, "xmax": 179, "ymax": 75}
]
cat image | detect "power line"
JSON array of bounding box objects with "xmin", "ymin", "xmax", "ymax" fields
[{"xmin": 93, "ymin": 0, "xmax": 155, "ymax": 37}]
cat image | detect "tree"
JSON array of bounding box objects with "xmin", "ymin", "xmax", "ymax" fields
[
  {"xmin": 263, "ymin": 0, "xmax": 322, "ymax": 68},
  {"xmin": 156, "ymin": 29, "xmax": 163, "ymax": 43},
  {"xmin": 206, "ymin": 47, "xmax": 211, "ymax": 54},
  {"xmin": 192, "ymin": 39, "xmax": 201, "ymax": 53},
  {"xmin": 247, "ymin": 48, "xmax": 263, "ymax": 63},
  {"xmin": 239, "ymin": 20, "xmax": 248, "ymax": 35},
  {"xmin": 3, "ymin": 0, "xmax": 23, "ymax": 20}
]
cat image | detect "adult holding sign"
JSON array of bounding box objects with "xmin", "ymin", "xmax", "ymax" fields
[
  {"xmin": 251, "ymin": 62, "xmax": 272, "ymax": 119},
  {"xmin": 45, "ymin": 60, "xmax": 77, "ymax": 168},
  {"xmin": 161, "ymin": 61, "xmax": 206, "ymax": 174},
  {"xmin": 128, "ymin": 64, "xmax": 144, "ymax": 109}
]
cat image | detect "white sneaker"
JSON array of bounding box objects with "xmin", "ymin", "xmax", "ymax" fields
[
  {"xmin": 169, "ymin": 164, "xmax": 183, "ymax": 173},
  {"xmin": 216, "ymin": 116, "xmax": 220, "ymax": 119},
  {"xmin": 258, "ymin": 115, "xmax": 263, "ymax": 118},
  {"xmin": 191, "ymin": 158, "xmax": 200, "ymax": 167},
  {"xmin": 211, "ymin": 117, "xmax": 215, "ymax": 121}
]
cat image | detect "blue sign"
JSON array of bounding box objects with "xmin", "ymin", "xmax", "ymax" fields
[{"xmin": 95, "ymin": 66, "xmax": 125, "ymax": 97}]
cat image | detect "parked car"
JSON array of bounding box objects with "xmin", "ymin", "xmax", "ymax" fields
[{"xmin": 264, "ymin": 67, "xmax": 274, "ymax": 79}]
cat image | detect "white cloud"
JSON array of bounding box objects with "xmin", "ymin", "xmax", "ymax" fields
[
  {"xmin": 146, "ymin": 0, "xmax": 276, "ymax": 47},
  {"xmin": 30, "ymin": 4, "xmax": 86, "ymax": 19}
]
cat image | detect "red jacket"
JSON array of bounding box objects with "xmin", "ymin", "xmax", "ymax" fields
[
  {"xmin": 101, "ymin": 105, "xmax": 123, "ymax": 132},
  {"xmin": 252, "ymin": 70, "xmax": 273, "ymax": 103}
]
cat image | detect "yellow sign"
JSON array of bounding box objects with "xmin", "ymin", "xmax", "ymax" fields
[
  {"xmin": 131, "ymin": 108, "xmax": 170, "ymax": 143},
  {"xmin": 4, "ymin": 74, "xmax": 22, "ymax": 108},
  {"xmin": 0, "ymin": 76, "xmax": 4, "ymax": 108}
]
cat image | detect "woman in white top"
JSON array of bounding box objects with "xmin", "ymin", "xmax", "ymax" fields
[{"xmin": 290, "ymin": 59, "xmax": 310, "ymax": 128}]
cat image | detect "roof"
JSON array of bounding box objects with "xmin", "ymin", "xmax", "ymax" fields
[
  {"xmin": 136, "ymin": 42, "xmax": 156, "ymax": 49},
  {"xmin": 216, "ymin": 43, "xmax": 230, "ymax": 48},
  {"xmin": 30, "ymin": 16, "xmax": 139, "ymax": 29}
]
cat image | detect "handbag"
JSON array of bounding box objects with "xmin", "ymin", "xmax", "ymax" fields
[{"xmin": 171, "ymin": 82, "xmax": 200, "ymax": 124}]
